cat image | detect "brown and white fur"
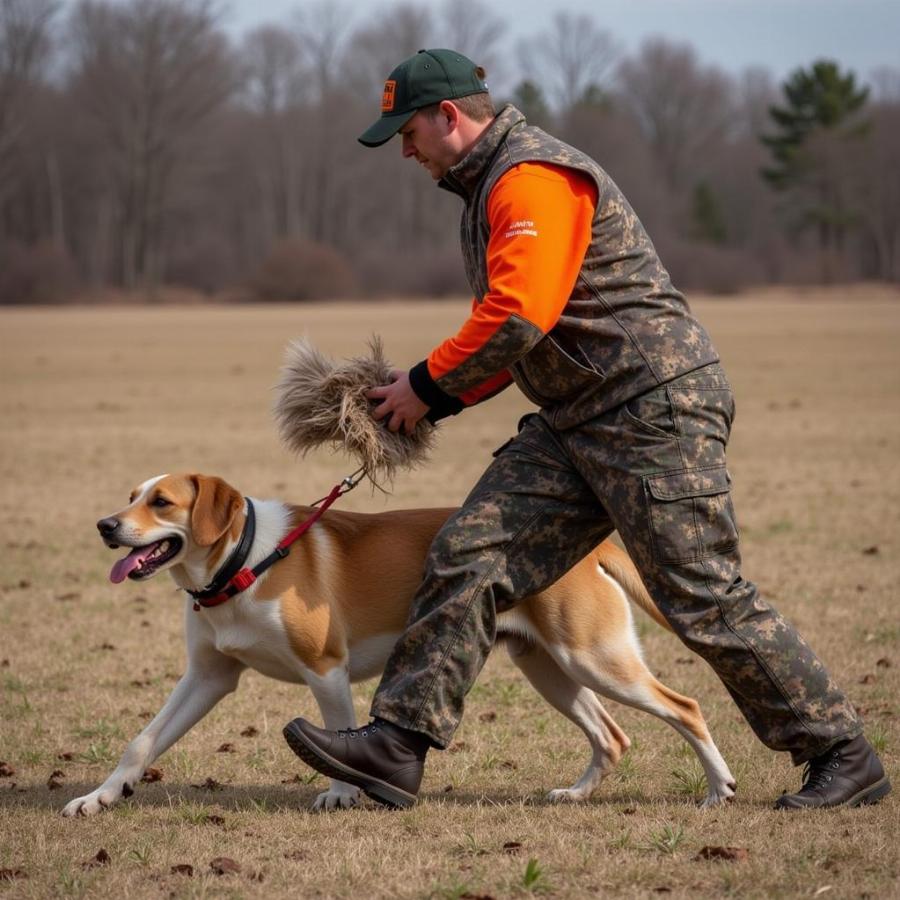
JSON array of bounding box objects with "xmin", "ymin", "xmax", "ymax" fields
[{"xmin": 63, "ymin": 473, "xmax": 735, "ymax": 816}]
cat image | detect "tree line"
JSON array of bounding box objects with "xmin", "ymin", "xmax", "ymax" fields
[{"xmin": 1, "ymin": 0, "xmax": 898, "ymax": 304}]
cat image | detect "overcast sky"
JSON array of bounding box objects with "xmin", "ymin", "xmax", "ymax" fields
[{"xmin": 220, "ymin": 0, "xmax": 898, "ymax": 84}]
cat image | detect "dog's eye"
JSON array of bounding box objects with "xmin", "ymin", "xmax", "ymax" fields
[{"xmin": 151, "ymin": 496, "xmax": 172, "ymax": 508}]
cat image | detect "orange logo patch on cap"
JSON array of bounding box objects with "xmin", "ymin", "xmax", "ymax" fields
[{"xmin": 381, "ymin": 80, "xmax": 397, "ymax": 112}]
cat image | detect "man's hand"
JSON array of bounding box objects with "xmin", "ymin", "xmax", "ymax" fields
[{"xmin": 366, "ymin": 369, "xmax": 430, "ymax": 435}]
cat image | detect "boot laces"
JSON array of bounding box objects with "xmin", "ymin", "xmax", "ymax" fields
[
  {"xmin": 336, "ymin": 722, "xmax": 380, "ymax": 740},
  {"xmin": 801, "ymin": 750, "xmax": 842, "ymax": 791}
]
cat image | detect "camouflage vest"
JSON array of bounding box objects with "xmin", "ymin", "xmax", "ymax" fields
[{"xmin": 438, "ymin": 104, "xmax": 719, "ymax": 429}]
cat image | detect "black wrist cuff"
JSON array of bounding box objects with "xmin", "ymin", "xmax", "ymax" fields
[{"xmin": 409, "ymin": 360, "xmax": 464, "ymax": 424}]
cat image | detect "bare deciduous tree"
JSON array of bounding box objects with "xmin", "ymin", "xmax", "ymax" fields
[
  {"xmin": 616, "ymin": 38, "xmax": 733, "ymax": 189},
  {"xmin": 736, "ymin": 66, "xmax": 778, "ymax": 139},
  {"xmin": 438, "ymin": 0, "xmax": 505, "ymax": 88},
  {"xmin": 240, "ymin": 25, "xmax": 304, "ymax": 240},
  {"xmin": 69, "ymin": 0, "xmax": 234, "ymax": 289},
  {"xmin": 517, "ymin": 12, "xmax": 619, "ymax": 111},
  {"xmin": 857, "ymin": 101, "xmax": 900, "ymax": 279},
  {"xmin": 347, "ymin": 2, "xmax": 433, "ymax": 100},
  {"xmin": 294, "ymin": 0, "xmax": 352, "ymax": 104},
  {"xmin": 0, "ymin": 0, "xmax": 59, "ymax": 215},
  {"xmin": 860, "ymin": 66, "xmax": 900, "ymax": 278},
  {"xmin": 242, "ymin": 24, "xmax": 304, "ymax": 115},
  {"xmin": 291, "ymin": 0, "xmax": 360, "ymax": 245},
  {"xmin": 870, "ymin": 65, "xmax": 900, "ymax": 104}
]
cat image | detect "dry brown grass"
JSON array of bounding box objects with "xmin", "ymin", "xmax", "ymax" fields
[{"xmin": 1, "ymin": 289, "xmax": 898, "ymax": 899}]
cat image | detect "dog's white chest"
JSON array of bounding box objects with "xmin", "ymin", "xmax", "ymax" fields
[{"xmin": 203, "ymin": 599, "xmax": 309, "ymax": 684}]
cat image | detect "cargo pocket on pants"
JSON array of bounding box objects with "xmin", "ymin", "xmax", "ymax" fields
[{"xmin": 645, "ymin": 465, "xmax": 738, "ymax": 564}]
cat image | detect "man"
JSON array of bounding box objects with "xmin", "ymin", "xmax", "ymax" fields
[{"xmin": 284, "ymin": 49, "xmax": 889, "ymax": 811}]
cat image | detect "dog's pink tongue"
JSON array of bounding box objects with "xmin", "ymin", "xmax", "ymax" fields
[{"xmin": 110, "ymin": 547, "xmax": 150, "ymax": 584}]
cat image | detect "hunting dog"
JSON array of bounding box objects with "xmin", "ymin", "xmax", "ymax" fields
[{"xmin": 62, "ymin": 473, "xmax": 735, "ymax": 816}]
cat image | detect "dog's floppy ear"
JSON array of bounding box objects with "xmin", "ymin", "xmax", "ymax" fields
[{"xmin": 189, "ymin": 475, "xmax": 244, "ymax": 547}]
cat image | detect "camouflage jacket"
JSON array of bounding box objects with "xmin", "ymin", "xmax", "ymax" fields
[{"xmin": 409, "ymin": 104, "xmax": 719, "ymax": 429}]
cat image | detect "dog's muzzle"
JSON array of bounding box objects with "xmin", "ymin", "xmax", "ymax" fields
[
  {"xmin": 97, "ymin": 516, "xmax": 121, "ymax": 548},
  {"xmin": 97, "ymin": 517, "xmax": 184, "ymax": 583}
]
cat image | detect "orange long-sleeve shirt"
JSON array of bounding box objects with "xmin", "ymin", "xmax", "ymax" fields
[{"xmin": 410, "ymin": 161, "xmax": 598, "ymax": 419}]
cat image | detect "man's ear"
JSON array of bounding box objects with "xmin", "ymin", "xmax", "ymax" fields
[
  {"xmin": 189, "ymin": 475, "xmax": 243, "ymax": 547},
  {"xmin": 439, "ymin": 99, "xmax": 461, "ymax": 132}
]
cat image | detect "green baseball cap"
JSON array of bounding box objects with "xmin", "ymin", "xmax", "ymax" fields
[{"xmin": 358, "ymin": 49, "xmax": 488, "ymax": 148}]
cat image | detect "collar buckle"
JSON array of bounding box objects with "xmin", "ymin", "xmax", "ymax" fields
[{"xmin": 230, "ymin": 569, "xmax": 257, "ymax": 593}]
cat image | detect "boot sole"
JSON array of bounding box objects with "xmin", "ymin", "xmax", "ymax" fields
[
  {"xmin": 282, "ymin": 722, "xmax": 417, "ymax": 810},
  {"xmin": 849, "ymin": 776, "xmax": 891, "ymax": 807},
  {"xmin": 775, "ymin": 775, "xmax": 892, "ymax": 810}
]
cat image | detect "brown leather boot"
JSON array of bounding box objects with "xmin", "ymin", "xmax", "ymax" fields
[
  {"xmin": 283, "ymin": 717, "xmax": 429, "ymax": 809},
  {"xmin": 775, "ymin": 734, "xmax": 891, "ymax": 810}
]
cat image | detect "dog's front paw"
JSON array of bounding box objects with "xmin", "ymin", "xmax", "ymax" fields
[
  {"xmin": 700, "ymin": 778, "xmax": 737, "ymax": 808},
  {"xmin": 546, "ymin": 787, "xmax": 590, "ymax": 803},
  {"xmin": 61, "ymin": 783, "xmax": 130, "ymax": 817},
  {"xmin": 312, "ymin": 784, "xmax": 360, "ymax": 811}
]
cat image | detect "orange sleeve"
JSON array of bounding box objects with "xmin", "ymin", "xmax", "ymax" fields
[{"xmin": 408, "ymin": 162, "xmax": 597, "ymax": 416}]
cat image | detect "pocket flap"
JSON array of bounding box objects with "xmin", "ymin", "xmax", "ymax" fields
[{"xmin": 647, "ymin": 466, "xmax": 731, "ymax": 501}]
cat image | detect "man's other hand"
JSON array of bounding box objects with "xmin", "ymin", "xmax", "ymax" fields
[{"xmin": 366, "ymin": 369, "xmax": 430, "ymax": 435}]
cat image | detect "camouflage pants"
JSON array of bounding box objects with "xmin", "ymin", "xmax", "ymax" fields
[{"xmin": 371, "ymin": 363, "xmax": 861, "ymax": 763}]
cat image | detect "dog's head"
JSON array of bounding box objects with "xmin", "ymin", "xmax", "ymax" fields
[{"xmin": 97, "ymin": 474, "xmax": 244, "ymax": 584}]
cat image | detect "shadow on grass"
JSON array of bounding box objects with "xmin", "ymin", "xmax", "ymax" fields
[
  {"xmin": 1, "ymin": 782, "xmax": 760, "ymax": 814},
  {"xmin": 0, "ymin": 782, "xmax": 321, "ymax": 814}
]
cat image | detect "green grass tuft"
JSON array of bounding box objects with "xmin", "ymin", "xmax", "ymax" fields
[{"xmin": 646, "ymin": 823, "xmax": 686, "ymax": 855}]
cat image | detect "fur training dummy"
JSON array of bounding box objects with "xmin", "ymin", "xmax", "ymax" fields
[{"xmin": 273, "ymin": 336, "xmax": 437, "ymax": 487}]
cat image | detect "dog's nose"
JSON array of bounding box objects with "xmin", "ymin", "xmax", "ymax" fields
[{"xmin": 97, "ymin": 517, "xmax": 120, "ymax": 537}]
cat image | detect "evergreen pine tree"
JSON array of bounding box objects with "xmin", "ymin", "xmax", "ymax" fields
[{"xmin": 761, "ymin": 60, "xmax": 869, "ymax": 280}]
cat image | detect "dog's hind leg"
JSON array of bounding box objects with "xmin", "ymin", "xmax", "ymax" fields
[
  {"xmin": 506, "ymin": 636, "xmax": 630, "ymax": 803},
  {"xmin": 62, "ymin": 654, "xmax": 245, "ymax": 817},
  {"xmin": 547, "ymin": 637, "xmax": 736, "ymax": 807}
]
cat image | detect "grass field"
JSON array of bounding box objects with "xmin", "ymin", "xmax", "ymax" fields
[{"xmin": 1, "ymin": 288, "xmax": 898, "ymax": 898}]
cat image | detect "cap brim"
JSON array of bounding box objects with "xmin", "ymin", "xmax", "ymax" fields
[{"xmin": 358, "ymin": 110, "xmax": 416, "ymax": 148}]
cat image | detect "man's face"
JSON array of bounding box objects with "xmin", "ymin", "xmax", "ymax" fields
[{"xmin": 399, "ymin": 110, "xmax": 460, "ymax": 180}]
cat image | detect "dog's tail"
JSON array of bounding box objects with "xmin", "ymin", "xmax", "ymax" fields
[{"xmin": 597, "ymin": 543, "xmax": 673, "ymax": 633}]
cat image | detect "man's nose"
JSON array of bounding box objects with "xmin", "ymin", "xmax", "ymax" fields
[
  {"xmin": 401, "ymin": 135, "xmax": 415, "ymax": 158},
  {"xmin": 97, "ymin": 517, "xmax": 120, "ymax": 537}
]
